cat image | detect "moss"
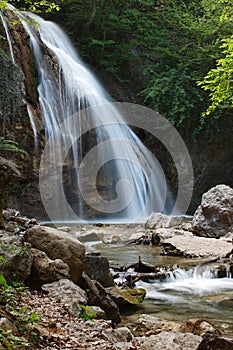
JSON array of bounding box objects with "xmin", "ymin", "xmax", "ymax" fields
[{"xmin": 115, "ymin": 288, "xmax": 146, "ymax": 305}]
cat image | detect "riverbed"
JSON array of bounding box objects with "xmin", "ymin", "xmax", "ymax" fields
[{"xmin": 80, "ymin": 226, "xmax": 233, "ymax": 338}]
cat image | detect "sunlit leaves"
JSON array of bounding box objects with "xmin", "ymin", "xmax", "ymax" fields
[{"xmin": 198, "ymin": 36, "xmax": 233, "ymax": 115}]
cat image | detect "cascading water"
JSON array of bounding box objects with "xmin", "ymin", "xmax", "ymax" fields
[
  {"xmin": 0, "ymin": 10, "xmax": 15, "ymax": 64},
  {"xmin": 18, "ymin": 11, "xmax": 174, "ymax": 223},
  {"xmin": 2, "ymin": 6, "xmax": 175, "ymax": 222},
  {"xmin": 0, "ymin": 9, "xmax": 39, "ymax": 154}
]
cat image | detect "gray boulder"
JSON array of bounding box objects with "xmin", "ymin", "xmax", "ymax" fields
[
  {"xmin": 128, "ymin": 314, "xmax": 181, "ymax": 337},
  {"xmin": 145, "ymin": 212, "xmax": 183, "ymax": 229},
  {"xmin": 192, "ymin": 184, "xmax": 233, "ymax": 238},
  {"xmin": 42, "ymin": 279, "xmax": 87, "ymax": 317},
  {"xmin": 0, "ymin": 230, "xmax": 33, "ymax": 282},
  {"xmin": 138, "ymin": 331, "xmax": 202, "ymax": 350},
  {"xmin": 85, "ymin": 253, "xmax": 114, "ymax": 287},
  {"xmin": 25, "ymin": 225, "xmax": 85, "ymax": 283},
  {"xmin": 28, "ymin": 248, "xmax": 70, "ymax": 289}
]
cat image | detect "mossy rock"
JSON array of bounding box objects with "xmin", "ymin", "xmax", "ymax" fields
[{"xmin": 106, "ymin": 287, "xmax": 146, "ymax": 310}]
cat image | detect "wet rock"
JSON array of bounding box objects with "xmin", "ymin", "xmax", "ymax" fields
[
  {"xmin": 85, "ymin": 253, "xmax": 114, "ymax": 287},
  {"xmin": 28, "ymin": 248, "xmax": 70, "ymax": 289},
  {"xmin": 128, "ymin": 314, "xmax": 181, "ymax": 337},
  {"xmin": 196, "ymin": 332, "xmax": 233, "ymax": 350},
  {"xmin": 192, "ymin": 185, "xmax": 233, "ymax": 238},
  {"xmin": 25, "ymin": 225, "xmax": 85, "ymax": 283},
  {"xmin": 0, "ymin": 230, "xmax": 33, "ymax": 282},
  {"xmin": 161, "ymin": 235, "xmax": 232, "ymax": 258},
  {"xmin": 42, "ymin": 279, "xmax": 87, "ymax": 317},
  {"xmin": 77, "ymin": 230, "xmax": 100, "ymax": 242},
  {"xmin": 78, "ymin": 272, "xmax": 121, "ymax": 323},
  {"xmin": 145, "ymin": 212, "xmax": 183, "ymax": 229},
  {"xmin": 216, "ymin": 298, "xmax": 233, "ymax": 308},
  {"xmin": 102, "ymin": 231, "xmax": 145, "ymax": 245},
  {"xmin": 179, "ymin": 319, "xmax": 221, "ymax": 337},
  {"xmin": 137, "ymin": 331, "xmax": 202, "ymax": 350},
  {"xmin": 106, "ymin": 287, "xmax": 146, "ymax": 310}
]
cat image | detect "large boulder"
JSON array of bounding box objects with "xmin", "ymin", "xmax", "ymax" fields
[
  {"xmin": 28, "ymin": 248, "xmax": 70, "ymax": 289},
  {"xmin": 192, "ymin": 185, "xmax": 233, "ymax": 238},
  {"xmin": 24, "ymin": 225, "xmax": 85, "ymax": 283},
  {"xmin": 0, "ymin": 230, "xmax": 33, "ymax": 282},
  {"xmin": 85, "ymin": 253, "xmax": 114, "ymax": 287},
  {"xmin": 145, "ymin": 212, "xmax": 183, "ymax": 229},
  {"xmin": 42, "ymin": 279, "xmax": 87, "ymax": 317}
]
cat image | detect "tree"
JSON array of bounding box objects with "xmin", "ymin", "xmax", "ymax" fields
[
  {"xmin": 0, "ymin": 0, "xmax": 59, "ymax": 13},
  {"xmin": 198, "ymin": 36, "xmax": 233, "ymax": 116},
  {"xmin": 52, "ymin": 0, "xmax": 233, "ymax": 131}
]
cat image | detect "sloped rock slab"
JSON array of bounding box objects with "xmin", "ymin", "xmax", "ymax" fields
[{"xmin": 162, "ymin": 235, "xmax": 232, "ymax": 257}]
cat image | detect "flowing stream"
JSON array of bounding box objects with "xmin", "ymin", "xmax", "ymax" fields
[{"xmin": 91, "ymin": 239, "xmax": 233, "ymax": 338}]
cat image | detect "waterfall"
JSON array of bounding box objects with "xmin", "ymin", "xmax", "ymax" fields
[
  {"xmin": 8, "ymin": 9, "xmax": 174, "ymax": 222},
  {"xmin": 0, "ymin": 10, "xmax": 15, "ymax": 64},
  {"xmin": 25, "ymin": 101, "xmax": 39, "ymax": 156}
]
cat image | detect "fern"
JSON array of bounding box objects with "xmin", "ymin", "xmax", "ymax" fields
[{"xmin": 0, "ymin": 136, "xmax": 28, "ymax": 155}]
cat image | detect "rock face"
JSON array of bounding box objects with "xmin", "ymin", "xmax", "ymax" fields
[
  {"xmin": 0, "ymin": 230, "xmax": 33, "ymax": 282},
  {"xmin": 24, "ymin": 225, "xmax": 85, "ymax": 283},
  {"xmin": 85, "ymin": 253, "xmax": 114, "ymax": 288},
  {"xmin": 145, "ymin": 212, "xmax": 183, "ymax": 229},
  {"xmin": 28, "ymin": 248, "xmax": 70, "ymax": 289},
  {"xmin": 0, "ymin": 157, "xmax": 21, "ymax": 228},
  {"xmin": 161, "ymin": 234, "xmax": 232, "ymax": 258},
  {"xmin": 42, "ymin": 279, "xmax": 87, "ymax": 317},
  {"xmin": 192, "ymin": 185, "xmax": 233, "ymax": 238}
]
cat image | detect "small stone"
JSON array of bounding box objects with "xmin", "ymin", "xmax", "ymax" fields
[{"xmin": 0, "ymin": 318, "xmax": 18, "ymax": 335}]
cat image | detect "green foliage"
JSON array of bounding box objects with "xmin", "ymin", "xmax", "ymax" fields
[
  {"xmin": 0, "ymin": 0, "xmax": 59, "ymax": 13},
  {"xmin": 198, "ymin": 35, "xmax": 233, "ymax": 116},
  {"xmin": 51, "ymin": 0, "xmax": 233, "ymax": 132},
  {"xmin": 0, "ymin": 272, "xmax": 41, "ymax": 348},
  {"xmin": 0, "ymin": 329, "xmax": 29, "ymax": 349},
  {"xmin": 0, "ymin": 136, "xmax": 28, "ymax": 155},
  {"xmin": 79, "ymin": 304, "xmax": 96, "ymax": 321}
]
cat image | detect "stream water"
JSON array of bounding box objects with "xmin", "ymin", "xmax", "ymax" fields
[{"xmin": 89, "ymin": 239, "xmax": 233, "ymax": 338}]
